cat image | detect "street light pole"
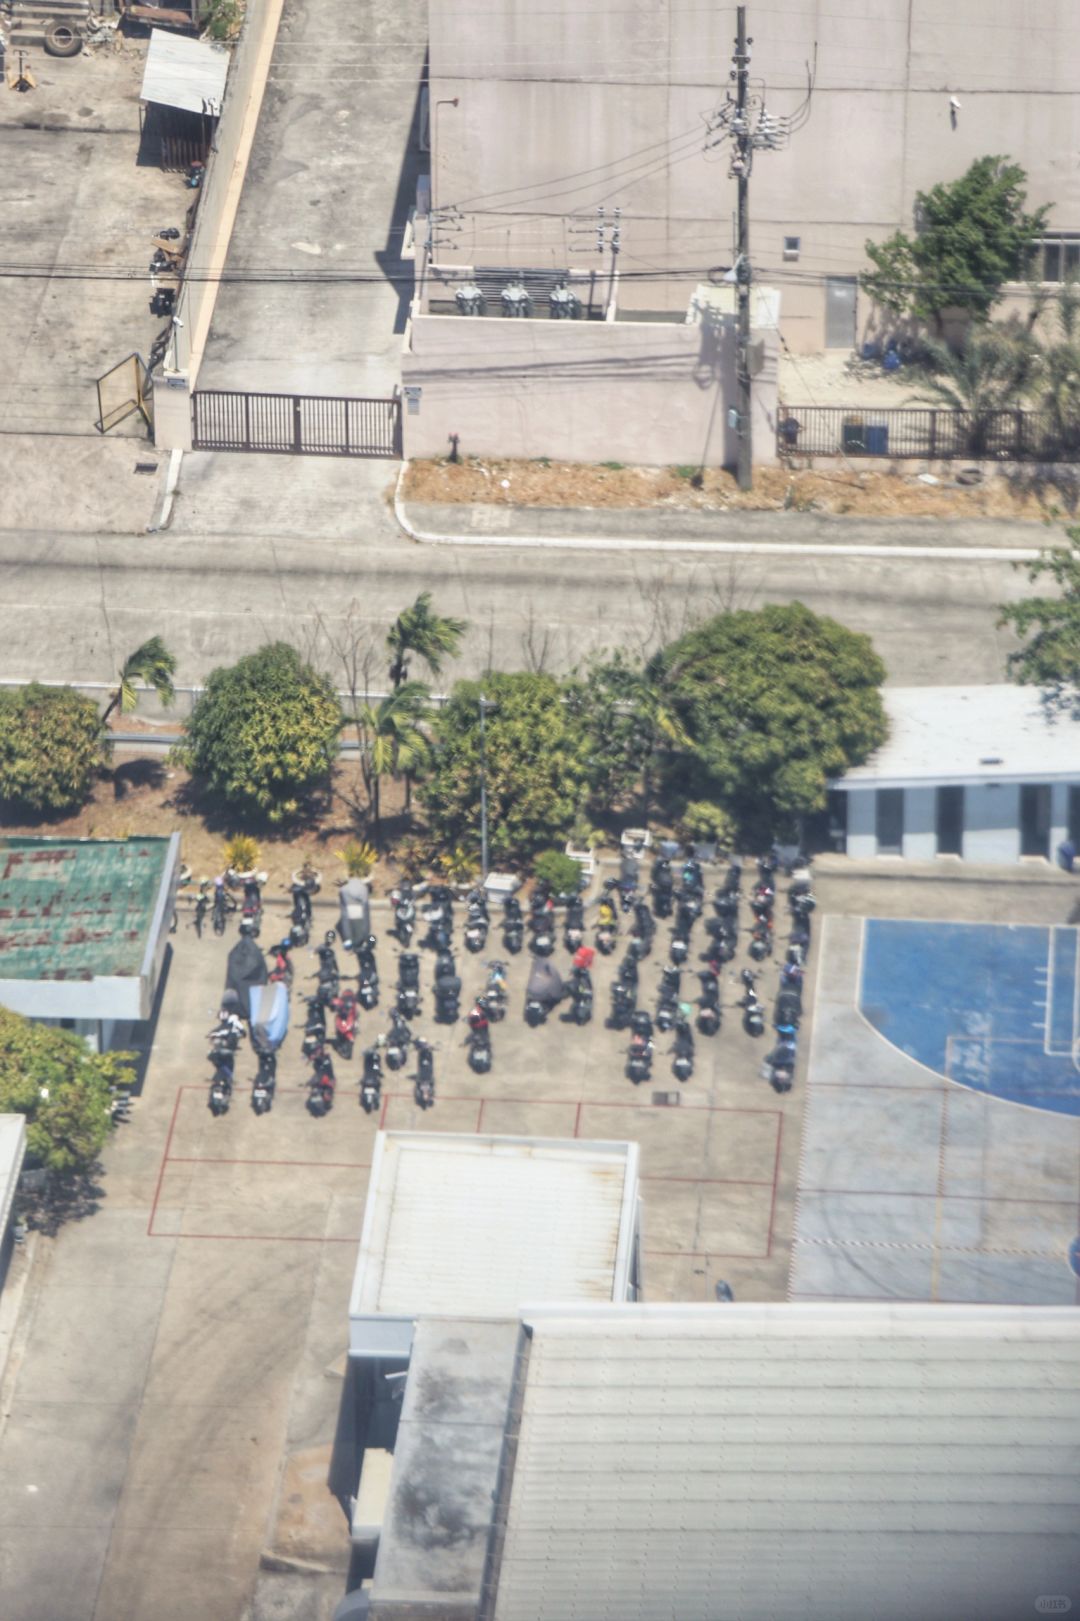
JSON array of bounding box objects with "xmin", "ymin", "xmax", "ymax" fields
[{"xmin": 479, "ymin": 695, "xmax": 490, "ymax": 880}]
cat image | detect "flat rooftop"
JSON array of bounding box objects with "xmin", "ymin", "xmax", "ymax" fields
[
  {"xmin": 349, "ymin": 1134, "xmax": 638, "ymax": 1354},
  {"xmin": 835, "ymin": 684, "xmax": 1080, "ymax": 788},
  {"xmin": 0, "ymin": 837, "xmax": 175, "ymax": 982}
]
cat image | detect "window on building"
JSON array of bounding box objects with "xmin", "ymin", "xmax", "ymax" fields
[
  {"xmin": 936, "ymin": 785, "xmax": 964, "ymax": 855},
  {"xmin": 1020, "ymin": 783, "xmax": 1052, "ymax": 858},
  {"xmin": 783, "ymin": 235, "xmax": 800, "ymax": 262},
  {"xmin": 875, "ymin": 788, "xmax": 904, "ymax": 855},
  {"xmin": 1028, "ymin": 235, "xmax": 1080, "ymax": 284}
]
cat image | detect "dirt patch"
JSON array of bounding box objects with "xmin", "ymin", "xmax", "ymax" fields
[
  {"xmin": 0, "ymin": 755, "xmax": 414, "ymax": 897},
  {"xmin": 402, "ymin": 457, "xmax": 1079, "ymax": 520}
]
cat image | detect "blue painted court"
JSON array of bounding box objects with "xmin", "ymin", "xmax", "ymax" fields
[{"xmin": 860, "ymin": 920, "xmax": 1080, "ymax": 1116}]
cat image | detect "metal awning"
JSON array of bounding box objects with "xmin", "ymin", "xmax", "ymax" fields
[{"xmin": 140, "ymin": 28, "xmax": 228, "ymax": 117}]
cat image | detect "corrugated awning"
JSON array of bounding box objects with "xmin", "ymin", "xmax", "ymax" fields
[{"xmin": 140, "ymin": 28, "xmax": 228, "ymax": 116}]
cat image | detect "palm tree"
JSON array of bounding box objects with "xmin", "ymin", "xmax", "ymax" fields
[
  {"xmin": 1036, "ymin": 278, "xmax": 1080, "ymax": 456},
  {"xmin": 907, "ymin": 324, "xmax": 1039, "ymax": 457},
  {"xmin": 355, "ymin": 681, "xmax": 430, "ymax": 835},
  {"xmin": 387, "ymin": 593, "xmax": 467, "ymax": 691},
  {"xmin": 101, "ymin": 637, "xmax": 177, "ymax": 725},
  {"xmin": 634, "ymin": 674, "xmax": 690, "ymax": 826}
]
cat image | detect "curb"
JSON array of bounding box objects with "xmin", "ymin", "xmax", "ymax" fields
[{"xmin": 393, "ymin": 464, "xmax": 1044, "ymax": 563}]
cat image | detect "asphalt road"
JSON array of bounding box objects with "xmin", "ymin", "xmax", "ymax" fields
[{"xmin": 0, "ymin": 522, "xmax": 1030, "ymax": 689}]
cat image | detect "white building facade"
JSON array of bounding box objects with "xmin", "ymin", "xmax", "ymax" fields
[{"xmin": 831, "ymin": 686, "xmax": 1080, "ymax": 864}]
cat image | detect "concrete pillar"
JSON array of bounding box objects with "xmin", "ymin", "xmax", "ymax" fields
[
  {"xmin": 846, "ymin": 789, "xmax": 877, "ymax": 859},
  {"xmin": 962, "ymin": 784, "xmax": 1021, "ymax": 863},
  {"xmin": 152, "ymin": 374, "xmax": 193, "ymax": 452},
  {"xmin": 902, "ymin": 787, "xmax": 936, "ymax": 861}
]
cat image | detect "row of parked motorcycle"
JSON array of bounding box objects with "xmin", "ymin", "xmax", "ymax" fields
[{"xmin": 202, "ymin": 844, "xmax": 816, "ymax": 1116}]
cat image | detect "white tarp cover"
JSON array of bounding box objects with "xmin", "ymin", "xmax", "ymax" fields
[
  {"xmin": 0, "ymin": 1115, "xmax": 27, "ymax": 1242},
  {"xmin": 140, "ymin": 29, "xmax": 228, "ymax": 116}
]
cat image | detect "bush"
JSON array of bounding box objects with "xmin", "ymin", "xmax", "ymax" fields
[
  {"xmin": 678, "ymin": 800, "xmax": 737, "ymax": 851},
  {"xmin": 338, "ymin": 838, "xmax": 377, "ymax": 879},
  {"xmin": 0, "ymin": 683, "xmax": 106, "ymax": 814},
  {"xmin": 180, "ymin": 644, "xmax": 342, "ymax": 824},
  {"xmin": 0, "ymin": 1008, "xmax": 132, "ymax": 1176},
  {"xmin": 223, "ymin": 833, "xmax": 259, "ymax": 873},
  {"xmin": 534, "ymin": 849, "xmax": 583, "ymax": 895}
]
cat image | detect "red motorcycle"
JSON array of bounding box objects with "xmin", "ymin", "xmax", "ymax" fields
[
  {"xmin": 332, "ymin": 988, "xmax": 358, "ymax": 1060},
  {"xmin": 267, "ymin": 937, "xmax": 294, "ymax": 990}
]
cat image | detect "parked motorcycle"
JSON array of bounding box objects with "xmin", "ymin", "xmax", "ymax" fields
[
  {"xmin": 359, "ymin": 1045, "xmax": 382, "ymax": 1114},
  {"xmin": 697, "ymin": 969, "xmax": 722, "ymax": 1036},
  {"xmin": 564, "ymin": 965, "xmax": 593, "ymax": 1026},
  {"xmin": 307, "ymin": 1041, "xmax": 336, "ymax": 1116},
  {"xmin": 267, "ymin": 937, "xmax": 294, "ymax": 991},
  {"xmin": 482, "ymin": 960, "xmax": 508, "ymax": 1021},
  {"xmin": 357, "ymin": 935, "xmax": 379, "ymax": 1011},
  {"xmin": 618, "ymin": 855, "xmax": 640, "ymax": 913},
  {"xmin": 564, "ymin": 897, "xmax": 585, "ymax": 954},
  {"xmin": 211, "ymin": 877, "xmax": 236, "ymax": 937},
  {"xmin": 739, "ymin": 969, "xmax": 765, "ymax": 1037},
  {"xmin": 332, "ymin": 987, "xmax": 359, "ymax": 1060},
  {"xmin": 609, "ymin": 976, "xmax": 636, "ymax": 1030},
  {"xmin": 503, "ymin": 894, "xmax": 524, "ymax": 955},
  {"xmin": 467, "ymin": 1021, "xmax": 493, "ymax": 1074},
  {"xmin": 626, "ymin": 1010, "xmax": 654, "ymax": 1085},
  {"xmin": 464, "ymin": 889, "xmax": 489, "ymax": 953},
  {"xmin": 651, "ymin": 855, "xmax": 674, "ymax": 919},
  {"xmin": 390, "ymin": 882, "xmax": 417, "ymax": 946},
  {"xmin": 413, "ymin": 1036, "xmax": 435, "ymax": 1109},
  {"xmin": 595, "ymin": 896, "xmax": 618, "ymax": 956},
  {"xmin": 765, "ymin": 1035, "xmax": 797, "ymax": 1093},
  {"xmin": 656, "ymin": 965, "xmax": 681, "ymax": 1032},
  {"xmin": 397, "ymin": 952, "xmax": 421, "ymax": 1019},
  {"xmin": 288, "ymin": 879, "xmax": 314, "ymax": 945},
  {"xmin": 671, "ymin": 1015, "xmax": 694, "ymax": 1083},
  {"xmin": 749, "ymin": 916, "xmax": 773, "ymax": 962},
  {"xmin": 384, "ymin": 1011, "xmax": 411, "ymax": 1071},
  {"xmin": 251, "ymin": 1049, "xmax": 276, "ymax": 1115}
]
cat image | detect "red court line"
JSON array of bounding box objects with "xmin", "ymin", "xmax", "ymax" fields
[
  {"xmin": 167, "ymin": 1156, "xmax": 372, "ymax": 1169},
  {"xmin": 476, "ymin": 1098, "xmax": 484, "ymax": 1132},
  {"xmin": 147, "ymin": 1086, "xmax": 184, "ymax": 1238},
  {"xmin": 149, "ymin": 1229, "xmax": 357, "ymax": 1244},
  {"xmin": 765, "ymin": 1112, "xmax": 785, "ymax": 1259},
  {"xmin": 799, "ymin": 1187, "xmax": 1080, "ymax": 1206}
]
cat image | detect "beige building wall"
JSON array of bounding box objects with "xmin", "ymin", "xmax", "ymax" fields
[
  {"xmin": 401, "ymin": 310, "xmax": 779, "ymax": 467},
  {"xmin": 427, "ymin": 0, "xmax": 1080, "ymax": 352}
]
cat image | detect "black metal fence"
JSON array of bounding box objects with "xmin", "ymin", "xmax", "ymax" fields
[
  {"xmin": 777, "ymin": 405, "xmax": 1074, "ymax": 462},
  {"xmin": 191, "ymin": 390, "xmax": 401, "ymax": 457}
]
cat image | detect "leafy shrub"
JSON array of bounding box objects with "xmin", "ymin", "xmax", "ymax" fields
[
  {"xmin": 534, "ymin": 849, "xmax": 583, "ymax": 895},
  {"xmin": 0, "ymin": 683, "xmax": 106, "ymax": 814}
]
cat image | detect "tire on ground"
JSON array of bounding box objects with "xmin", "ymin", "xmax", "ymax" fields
[{"xmin": 43, "ymin": 22, "xmax": 83, "ymax": 56}]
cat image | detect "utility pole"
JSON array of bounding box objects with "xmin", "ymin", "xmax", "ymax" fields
[
  {"xmin": 706, "ymin": 12, "xmax": 814, "ymax": 491},
  {"xmin": 733, "ymin": 6, "xmax": 753, "ymax": 491}
]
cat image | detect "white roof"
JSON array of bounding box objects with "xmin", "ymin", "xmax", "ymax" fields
[
  {"xmin": 140, "ymin": 30, "xmax": 228, "ymax": 116},
  {"xmin": 349, "ymin": 1133, "xmax": 637, "ymax": 1350},
  {"xmin": 835, "ymin": 684, "xmax": 1080, "ymax": 788},
  {"xmin": 0, "ymin": 1115, "xmax": 26, "ymax": 1241},
  {"xmin": 491, "ymin": 1302, "xmax": 1080, "ymax": 1621}
]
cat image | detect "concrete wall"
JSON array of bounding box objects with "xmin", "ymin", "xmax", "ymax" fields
[
  {"xmin": 428, "ymin": 0, "xmax": 1080, "ymax": 351},
  {"xmin": 402, "ymin": 309, "xmax": 778, "ymax": 466},
  {"xmin": 155, "ymin": 0, "xmax": 286, "ymax": 448},
  {"xmin": 901, "ymin": 787, "xmax": 936, "ymax": 862}
]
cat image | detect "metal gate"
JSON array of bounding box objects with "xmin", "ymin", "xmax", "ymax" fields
[{"xmin": 191, "ymin": 390, "xmax": 401, "ymax": 457}]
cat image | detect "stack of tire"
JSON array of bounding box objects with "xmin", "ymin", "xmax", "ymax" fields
[{"xmin": 7, "ymin": 0, "xmax": 90, "ymax": 57}]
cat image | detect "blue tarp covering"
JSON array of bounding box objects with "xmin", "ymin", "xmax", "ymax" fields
[{"xmin": 249, "ymin": 981, "xmax": 289, "ymax": 1052}]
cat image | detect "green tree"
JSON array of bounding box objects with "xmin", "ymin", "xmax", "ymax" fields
[
  {"xmin": 0, "ymin": 683, "xmax": 106, "ymax": 814},
  {"xmin": 534, "ymin": 849, "xmax": 583, "ymax": 894},
  {"xmin": 0, "ymin": 1008, "xmax": 132, "ymax": 1176},
  {"xmin": 101, "ymin": 636, "xmax": 177, "ymax": 725},
  {"xmin": 566, "ymin": 652, "xmax": 689, "ymax": 823},
  {"xmin": 907, "ymin": 324, "xmax": 1039, "ymax": 456},
  {"xmin": 355, "ymin": 681, "xmax": 431, "ymax": 835},
  {"xmin": 998, "ymin": 526, "xmax": 1080, "ymax": 699},
  {"xmin": 862, "ymin": 156, "xmax": 1049, "ymax": 328},
  {"xmin": 651, "ymin": 605, "xmax": 888, "ymax": 828},
  {"xmin": 1036, "ymin": 278, "xmax": 1080, "ymax": 456},
  {"xmin": 387, "ymin": 592, "xmax": 467, "ymax": 691},
  {"xmin": 179, "ymin": 643, "xmax": 342, "ymax": 823},
  {"xmin": 419, "ymin": 672, "xmax": 590, "ymax": 861}
]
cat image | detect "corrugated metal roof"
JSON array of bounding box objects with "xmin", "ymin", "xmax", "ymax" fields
[
  {"xmin": 350, "ymin": 1134, "xmax": 637, "ymax": 1331},
  {"xmin": 491, "ymin": 1303, "xmax": 1080, "ymax": 1621},
  {"xmin": 833, "ymin": 684, "xmax": 1080, "ymax": 789},
  {"xmin": 140, "ymin": 29, "xmax": 228, "ymax": 116}
]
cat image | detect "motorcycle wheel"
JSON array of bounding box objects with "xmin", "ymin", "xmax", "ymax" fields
[{"xmin": 574, "ymin": 1004, "xmax": 591, "ymax": 1026}]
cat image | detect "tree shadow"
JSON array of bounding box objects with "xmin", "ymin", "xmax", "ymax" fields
[
  {"xmin": 20, "ymin": 1164, "xmax": 106, "ymax": 1237},
  {"xmin": 1001, "ymin": 465, "xmax": 1080, "ymax": 517},
  {"xmin": 112, "ymin": 757, "xmax": 167, "ymax": 800}
]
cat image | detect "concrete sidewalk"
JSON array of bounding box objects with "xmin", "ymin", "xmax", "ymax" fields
[{"xmin": 398, "ymin": 496, "xmax": 1048, "ymax": 559}]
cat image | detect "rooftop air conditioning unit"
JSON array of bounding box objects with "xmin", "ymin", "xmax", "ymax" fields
[
  {"xmin": 549, "ymin": 285, "xmax": 581, "ymax": 320},
  {"xmin": 454, "ymin": 284, "xmax": 484, "ymax": 316},
  {"xmin": 500, "ymin": 283, "xmax": 531, "ymax": 318}
]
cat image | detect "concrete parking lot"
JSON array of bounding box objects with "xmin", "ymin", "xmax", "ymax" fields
[{"xmin": 0, "ymin": 875, "xmax": 808, "ymax": 1621}]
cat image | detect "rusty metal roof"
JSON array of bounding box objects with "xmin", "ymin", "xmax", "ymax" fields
[{"xmin": 0, "ymin": 836, "xmax": 174, "ymax": 982}]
